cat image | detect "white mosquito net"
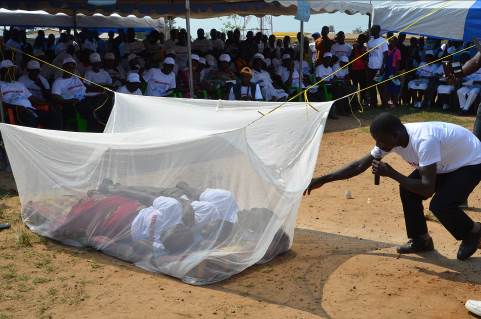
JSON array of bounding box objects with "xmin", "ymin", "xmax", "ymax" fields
[{"xmin": 1, "ymin": 93, "xmax": 331, "ymax": 285}]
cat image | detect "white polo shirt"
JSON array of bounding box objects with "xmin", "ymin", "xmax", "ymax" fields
[
  {"xmin": 367, "ymin": 37, "xmax": 388, "ymax": 70},
  {"xmin": 0, "ymin": 81, "xmax": 33, "ymax": 109},
  {"xmin": 144, "ymin": 68, "xmax": 176, "ymax": 97},
  {"xmin": 117, "ymin": 85, "xmax": 142, "ymax": 95},
  {"xmin": 18, "ymin": 74, "xmax": 50, "ymax": 100},
  {"xmin": 371, "ymin": 122, "xmax": 481, "ymax": 174},
  {"xmin": 315, "ymin": 64, "xmax": 334, "ymax": 81},
  {"xmin": 52, "ymin": 77, "xmax": 86, "ymax": 100}
]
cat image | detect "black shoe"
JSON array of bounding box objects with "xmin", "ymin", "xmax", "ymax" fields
[
  {"xmin": 0, "ymin": 223, "xmax": 10, "ymax": 231},
  {"xmin": 457, "ymin": 223, "xmax": 481, "ymax": 260},
  {"xmin": 396, "ymin": 236, "xmax": 434, "ymax": 254}
]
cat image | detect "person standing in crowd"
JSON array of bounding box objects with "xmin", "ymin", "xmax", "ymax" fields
[
  {"xmin": 381, "ymin": 37, "xmax": 402, "ymax": 108},
  {"xmin": 117, "ymin": 73, "xmax": 143, "ymax": 95},
  {"xmin": 192, "ymin": 28, "xmax": 212, "ymax": 55},
  {"xmin": 122, "ymin": 28, "xmax": 145, "ymax": 58},
  {"xmin": 144, "ymin": 57, "xmax": 176, "ymax": 97},
  {"xmin": 315, "ymin": 26, "xmax": 334, "ymax": 64},
  {"xmin": 350, "ymin": 33, "xmax": 369, "ymax": 109},
  {"xmin": 366, "ymin": 25, "xmax": 388, "ymax": 108}
]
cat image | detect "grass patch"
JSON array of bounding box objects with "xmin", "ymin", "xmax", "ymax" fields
[
  {"xmin": 47, "ymin": 287, "xmax": 58, "ymax": 297},
  {"xmin": 34, "ymin": 257, "xmax": 54, "ymax": 273},
  {"xmin": 32, "ymin": 277, "xmax": 51, "ymax": 285},
  {"xmin": 17, "ymin": 274, "xmax": 30, "ymax": 281},
  {"xmin": 15, "ymin": 228, "xmax": 32, "ymax": 247},
  {"xmin": 0, "ymin": 264, "xmax": 17, "ymax": 281},
  {"xmin": 0, "ymin": 313, "xmax": 12, "ymax": 319}
]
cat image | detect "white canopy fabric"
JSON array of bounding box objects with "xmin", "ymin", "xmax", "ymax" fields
[
  {"xmin": 1, "ymin": 94, "xmax": 331, "ymax": 285},
  {"xmin": 266, "ymin": 0, "xmax": 373, "ymax": 16},
  {"xmin": 372, "ymin": 0, "xmax": 481, "ymax": 41},
  {"xmin": 0, "ymin": 9, "xmax": 164, "ymax": 30}
]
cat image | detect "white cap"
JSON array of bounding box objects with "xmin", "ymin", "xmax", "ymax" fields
[
  {"xmin": 0, "ymin": 59, "xmax": 15, "ymax": 69},
  {"xmin": 163, "ymin": 57, "xmax": 176, "ymax": 65},
  {"xmin": 323, "ymin": 52, "xmax": 333, "ymax": 58},
  {"xmin": 63, "ymin": 56, "xmax": 76, "ymax": 65},
  {"xmin": 104, "ymin": 52, "xmax": 115, "ymax": 60},
  {"xmin": 127, "ymin": 73, "xmax": 141, "ymax": 83},
  {"xmin": 191, "ymin": 54, "xmax": 200, "ymax": 62},
  {"xmin": 27, "ymin": 60, "xmax": 41, "ymax": 70},
  {"xmin": 219, "ymin": 53, "xmax": 231, "ymax": 63},
  {"xmin": 199, "ymin": 57, "xmax": 206, "ymax": 65},
  {"xmin": 339, "ymin": 56, "xmax": 349, "ymax": 63},
  {"xmin": 425, "ymin": 50, "xmax": 434, "ymax": 56},
  {"xmin": 253, "ymin": 53, "xmax": 265, "ymax": 61},
  {"xmin": 89, "ymin": 52, "xmax": 101, "ymax": 63},
  {"xmin": 282, "ymin": 53, "xmax": 291, "ymax": 60},
  {"xmin": 127, "ymin": 53, "xmax": 137, "ymax": 62}
]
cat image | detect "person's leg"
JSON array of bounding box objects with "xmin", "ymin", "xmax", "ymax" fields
[
  {"xmin": 465, "ymin": 88, "xmax": 480, "ymax": 112},
  {"xmin": 458, "ymin": 87, "xmax": 468, "ymax": 110},
  {"xmin": 16, "ymin": 107, "xmax": 39, "ymax": 127},
  {"xmin": 473, "ymin": 100, "xmax": 481, "ymax": 140},
  {"xmin": 399, "ymin": 170, "xmax": 430, "ymax": 239},
  {"xmin": 366, "ymin": 68, "xmax": 379, "ymax": 107},
  {"xmin": 429, "ymin": 165, "xmax": 481, "ymax": 240}
]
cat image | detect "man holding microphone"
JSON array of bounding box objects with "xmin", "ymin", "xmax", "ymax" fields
[{"xmin": 305, "ymin": 112, "xmax": 481, "ymax": 260}]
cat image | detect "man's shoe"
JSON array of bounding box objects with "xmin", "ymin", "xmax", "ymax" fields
[
  {"xmin": 0, "ymin": 223, "xmax": 10, "ymax": 231},
  {"xmin": 457, "ymin": 223, "xmax": 481, "ymax": 260},
  {"xmin": 466, "ymin": 300, "xmax": 481, "ymax": 316},
  {"xmin": 396, "ymin": 236, "xmax": 434, "ymax": 254}
]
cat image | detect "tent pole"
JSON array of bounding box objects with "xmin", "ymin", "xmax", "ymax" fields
[
  {"xmin": 299, "ymin": 20, "xmax": 304, "ymax": 93},
  {"xmin": 185, "ymin": 0, "xmax": 194, "ymax": 98},
  {"xmin": 368, "ymin": 0, "xmax": 372, "ymax": 34}
]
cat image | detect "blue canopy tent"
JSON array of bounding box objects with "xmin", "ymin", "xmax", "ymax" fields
[{"xmin": 372, "ymin": 0, "xmax": 481, "ymax": 41}]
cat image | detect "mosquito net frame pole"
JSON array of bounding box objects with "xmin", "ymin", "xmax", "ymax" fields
[
  {"xmin": 299, "ymin": 20, "xmax": 304, "ymax": 91},
  {"xmin": 185, "ymin": 0, "xmax": 194, "ymax": 98}
]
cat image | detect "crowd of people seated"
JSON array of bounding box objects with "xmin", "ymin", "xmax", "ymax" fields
[{"xmin": 1, "ymin": 24, "xmax": 481, "ymax": 131}]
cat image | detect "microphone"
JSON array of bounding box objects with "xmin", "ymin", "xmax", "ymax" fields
[{"xmin": 374, "ymin": 157, "xmax": 381, "ymax": 186}]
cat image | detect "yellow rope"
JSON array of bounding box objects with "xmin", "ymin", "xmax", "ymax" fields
[
  {"xmin": 246, "ymin": 0, "xmax": 454, "ymax": 126},
  {"xmin": 3, "ymin": 45, "xmax": 114, "ymax": 93}
]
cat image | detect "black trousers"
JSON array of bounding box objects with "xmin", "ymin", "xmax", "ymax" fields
[
  {"xmin": 351, "ymin": 69, "xmax": 368, "ymax": 108},
  {"xmin": 400, "ymin": 165, "xmax": 481, "ymax": 240},
  {"xmin": 366, "ymin": 68, "xmax": 380, "ymax": 107}
]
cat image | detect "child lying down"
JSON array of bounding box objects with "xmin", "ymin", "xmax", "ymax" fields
[{"xmin": 24, "ymin": 180, "xmax": 290, "ymax": 279}]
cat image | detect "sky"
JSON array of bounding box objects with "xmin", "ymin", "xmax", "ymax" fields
[{"xmin": 175, "ymin": 12, "xmax": 369, "ymax": 37}]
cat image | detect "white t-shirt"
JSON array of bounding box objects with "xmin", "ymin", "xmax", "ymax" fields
[
  {"xmin": 315, "ymin": 65, "xmax": 334, "ymax": 81},
  {"xmin": 331, "ymin": 43, "xmax": 353, "ymax": 58},
  {"xmin": 0, "ymin": 81, "xmax": 33, "ymax": 109},
  {"xmin": 117, "ymin": 85, "xmax": 142, "ymax": 95},
  {"xmin": 18, "ymin": 74, "xmax": 50, "ymax": 100},
  {"xmin": 228, "ymin": 83, "xmax": 263, "ymax": 100},
  {"xmin": 371, "ymin": 122, "xmax": 481, "ymax": 174},
  {"xmin": 333, "ymin": 63, "xmax": 349, "ymax": 79},
  {"xmin": 84, "ymin": 69, "xmax": 113, "ymax": 85},
  {"xmin": 294, "ymin": 60, "xmax": 311, "ymax": 75},
  {"xmin": 277, "ymin": 66, "xmax": 302, "ymax": 88},
  {"xmin": 52, "ymin": 77, "xmax": 86, "ymax": 100},
  {"xmin": 367, "ymin": 37, "xmax": 388, "ymax": 70},
  {"xmin": 416, "ymin": 62, "xmax": 439, "ymax": 78},
  {"xmin": 144, "ymin": 68, "xmax": 176, "ymax": 97}
]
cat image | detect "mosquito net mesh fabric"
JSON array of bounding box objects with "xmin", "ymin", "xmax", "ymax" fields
[{"xmin": 0, "ymin": 93, "xmax": 332, "ymax": 285}]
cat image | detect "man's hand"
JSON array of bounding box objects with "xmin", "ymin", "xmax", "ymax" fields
[
  {"xmin": 303, "ymin": 176, "xmax": 328, "ymax": 196},
  {"xmin": 371, "ymin": 159, "xmax": 395, "ymax": 178}
]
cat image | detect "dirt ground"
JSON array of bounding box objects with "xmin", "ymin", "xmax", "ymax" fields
[{"xmin": 1, "ymin": 112, "xmax": 481, "ymax": 319}]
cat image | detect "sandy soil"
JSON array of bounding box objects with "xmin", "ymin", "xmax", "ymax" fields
[{"xmin": 1, "ymin": 115, "xmax": 481, "ymax": 319}]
